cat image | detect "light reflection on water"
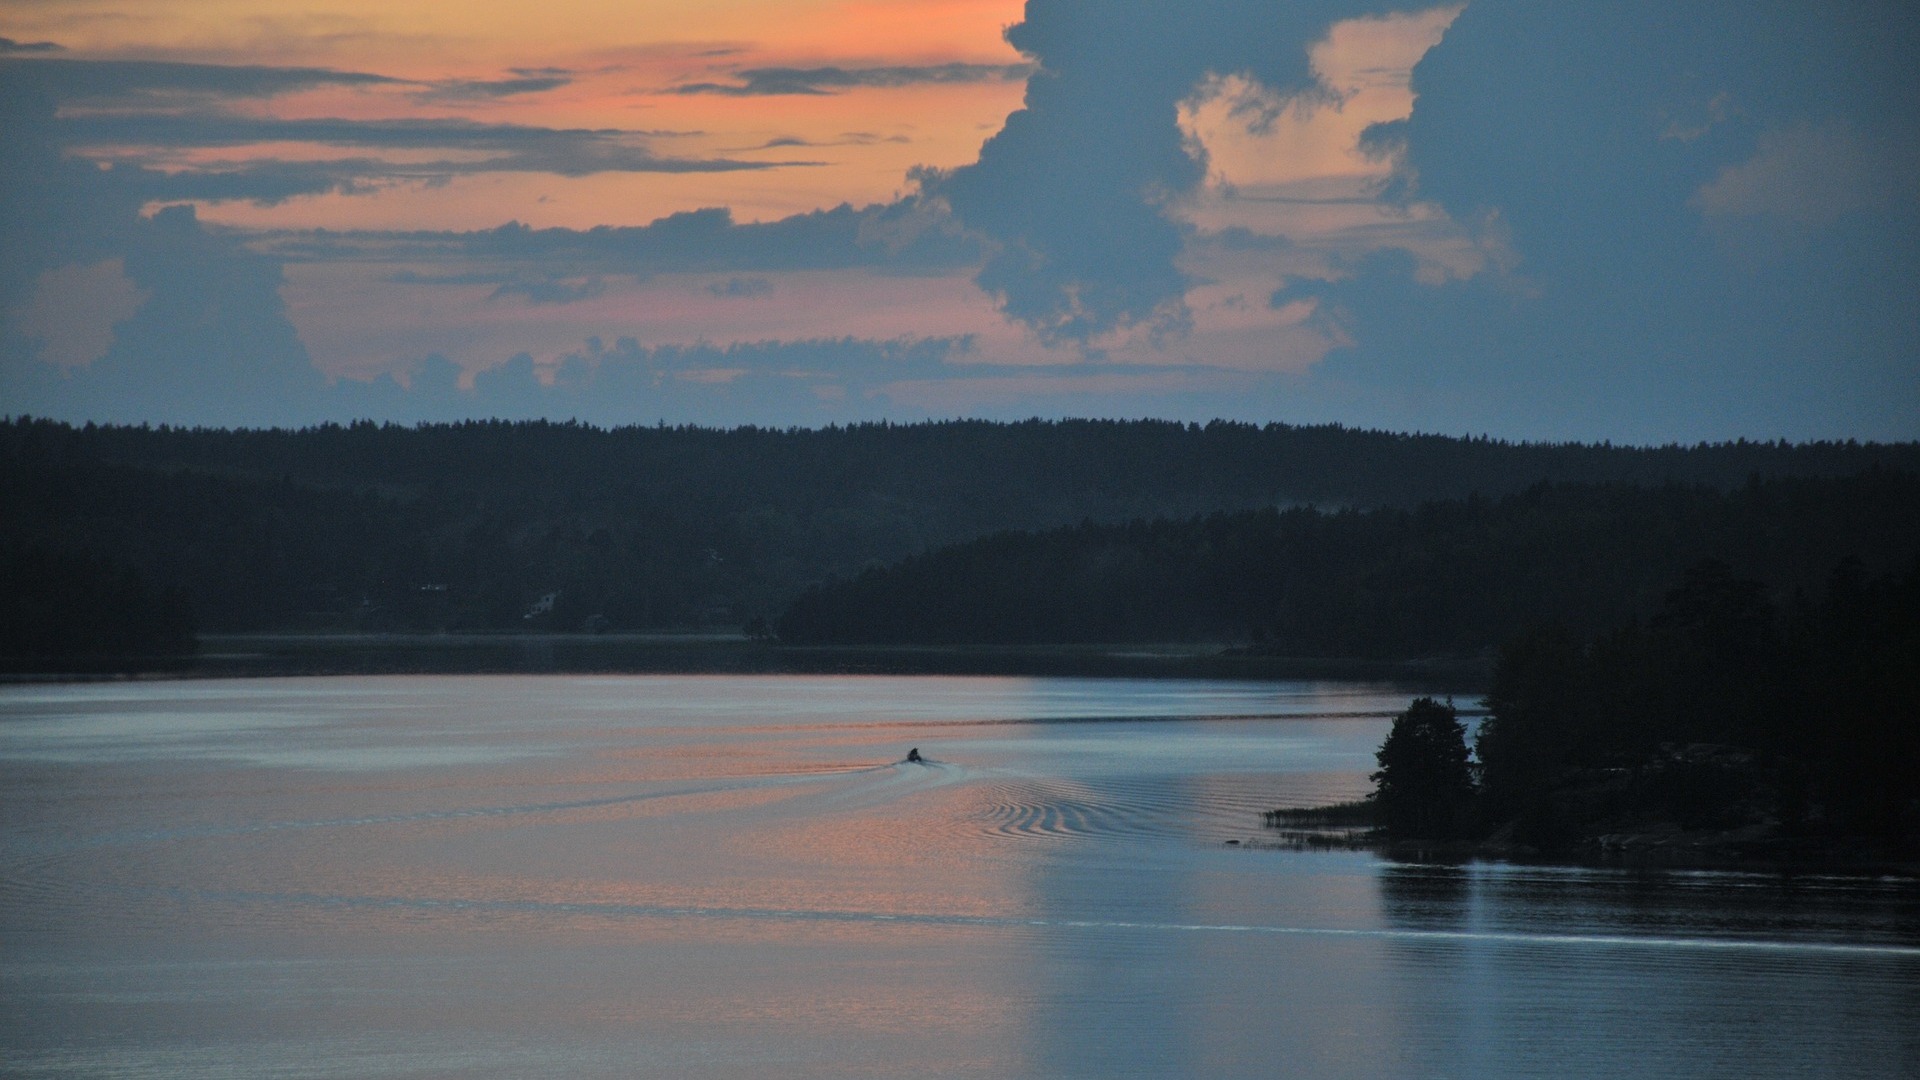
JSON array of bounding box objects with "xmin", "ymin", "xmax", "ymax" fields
[{"xmin": 2, "ymin": 675, "xmax": 1916, "ymax": 1079}]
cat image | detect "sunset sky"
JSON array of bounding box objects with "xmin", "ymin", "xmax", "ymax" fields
[{"xmin": 2, "ymin": 1, "xmax": 1915, "ymax": 440}]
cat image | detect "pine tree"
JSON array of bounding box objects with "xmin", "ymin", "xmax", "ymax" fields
[{"xmin": 1371, "ymin": 697, "xmax": 1477, "ymax": 839}]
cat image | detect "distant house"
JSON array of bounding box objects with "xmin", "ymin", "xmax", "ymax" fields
[{"xmin": 524, "ymin": 591, "xmax": 558, "ymax": 620}]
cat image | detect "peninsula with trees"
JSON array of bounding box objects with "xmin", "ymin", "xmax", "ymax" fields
[{"xmin": 1316, "ymin": 557, "xmax": 1920, "ymax": 867}]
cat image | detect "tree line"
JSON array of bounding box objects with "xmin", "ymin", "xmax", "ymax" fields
[
  {"xmin": 777, "ymin": 470, "xmax": 1920, "ymax": 657},
  {"xmin": 4, "ymin": 416, "xmax": 1917, "ymax": 652}
]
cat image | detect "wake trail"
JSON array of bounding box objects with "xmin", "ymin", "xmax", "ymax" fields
[{"xmin": 15, "ymin": 765, "xmax": 889, "ymax": 854}]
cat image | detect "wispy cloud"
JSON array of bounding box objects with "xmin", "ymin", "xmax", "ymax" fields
[
  {"xmin": 383, "ymin": 269, "xmax": 613, "ymax": 305},
  {"xmin": 128, "ymin": 158, "xmax": 389, "ymax": 204},
  {"xmin": 671, "ymin": 63, "xmax": 1031, "ymax": 96},
  {"xmin": 277, "ymin": 201, "xmax": 979, "ymax": 274},
  {"xmin": 2, "ymin": 56, "xmax": 576, "ymax": 106},
  {"xmin": 61, "ymin": 113, "xmax": 688, "ymax": 151},
  {"xmin": 732, "ymin": 132, "xmax": 911, "ymax": 151},
  {"xmin": 413, "ymin": 75, "xmax": 573, "ymax": 102},
  {"xmin": 0, "ymin": 56, "xmax": 403, "ymax": 101},
  {"xmin": 5, "ymin": 57, "xmax": 787, "ymax": 197},
  {"xmin": 114, "ymin": 153, "xmax": 809, "ymax": 206},
  {"xmin": 706, "ymin": 277, "xmax": 774, "ymax": 298},
  {"xmin": 52, "ymin": 114, "xmax": 808, "ymax": 199},
  {"xmin": 488, "ymin": 276, "xmax": 608, "ymax": 304}
]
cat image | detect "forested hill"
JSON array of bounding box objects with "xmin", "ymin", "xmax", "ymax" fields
[
  {"xmin": 12, "ymin": 418, "xmax": 1915, "ymax": 514},
  {"xmin": 5, "ymin": 416, "xmax": 1918, "ymax": 637},
  {"xmin": 776, "ymin": 471, "xmax": 1920, "ymax": 658}
]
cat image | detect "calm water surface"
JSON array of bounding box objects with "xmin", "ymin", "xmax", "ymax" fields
[{"xmin": 3, "ymin": 675, "xmax": 1915, "ymax": 1078}]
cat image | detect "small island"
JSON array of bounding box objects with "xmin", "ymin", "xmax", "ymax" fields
[{"xmin": 1272, "ymin": 558, "xmax": 1920, "ymax": 871}]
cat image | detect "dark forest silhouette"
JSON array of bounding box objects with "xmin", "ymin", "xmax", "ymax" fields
[
  {"xmin": 777, "ymin": 471, "xmax": 1920, "ymax": 657},
  {"xmin": 1352, "ymin": 559, "xmax": 1920, "ymax": 860},
  {"xmin": 0, "ymin": 543, "xmax": 196, "ymax": 662},
  {"xmin": 4, "ymin": 417, "xmax": 1917, "ymax": 659}
]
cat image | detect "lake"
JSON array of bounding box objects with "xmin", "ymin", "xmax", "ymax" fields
[{"xmin": 3, "ymin": 675, "xmax": 1916, "ymax": 1078}]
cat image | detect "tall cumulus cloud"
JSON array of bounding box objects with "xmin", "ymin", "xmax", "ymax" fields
[
  {"xmin": 916, "ymin": 0, "xmax": 1916, "ymax": 438},
  {"xmin": 1294, "ymin": 0, "xmax": 1920, "ymax": 438},
  {"xmin": 923, "ymin": 0, "xmax": 1402, "ymax": 344}
]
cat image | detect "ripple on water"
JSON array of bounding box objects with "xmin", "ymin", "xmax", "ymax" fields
[{"xmin": 968, "ymin": 774, "xmax": 1293, "ymax": 845}]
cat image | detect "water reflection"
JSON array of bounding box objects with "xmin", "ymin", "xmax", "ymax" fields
[
  {"xmin": 1379, "ymin": 863, "xmax": 1474, "ymax": 932},
  {"xmin": 1369, "ymin": 861, "xmax": 1920, "ymax": 1079},
  {"xmin": 1020, "ymin": 773, "xmax": 1200, "ymax": 1079},
  {"xmin": 3, "ymin": 675, "xmax": 1916, "ymax": 1079}
]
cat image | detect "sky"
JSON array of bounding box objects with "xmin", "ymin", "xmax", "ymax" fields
[{"xmin": 1, "ymin": 0, "xmax": 1915, "ymax": 441}]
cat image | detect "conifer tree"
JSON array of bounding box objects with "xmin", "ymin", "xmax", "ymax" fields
[{"xmin": 1372, "ymin": 697, "xmax": 1476, "ymax": 839}]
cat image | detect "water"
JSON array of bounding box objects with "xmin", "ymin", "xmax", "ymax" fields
[{"xmin": 2, "ymin": 675, "xmax": 1915, "ymax": 1079}]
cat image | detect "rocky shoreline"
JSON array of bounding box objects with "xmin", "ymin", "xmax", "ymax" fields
[{"xmin": 1259, "ymin": 801, "xmax": 1920, "ymax": 877}]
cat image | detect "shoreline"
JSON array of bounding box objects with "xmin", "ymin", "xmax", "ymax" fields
[
  {"xmin": 1257, "ymin": 805, "xmax": 1920, "ymax": 879},
  {"xmin": 2, "ymin": 634, "xmax": 1493, "ymax": 688}
]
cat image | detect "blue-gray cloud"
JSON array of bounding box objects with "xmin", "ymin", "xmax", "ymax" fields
[
  {"xmin": 0, "ymin": 56, "xmax": 403, "ymax": 101},
  {"xmin": 415, "ymin": 75, "xmax": 572, "ymax": 101},
  {"xmin": 387, "ymin": 270, "xmax": 510, "ymax": 286},
  {"xmin": 0, "ymin": 81, "xmax": 141, "ymax": 317},
  {"xmin": 3, "ymin": 56, "xmax": 568, "ymax": 107},
  {"xmin": 329, "ymin": 336, "xmax": 1270, "ymax": 430},
  {"xmin": 736, "ymin": 132, "xmax": 911, "ymax": 150},
  {"xmin": 672, "ymin": 63, "xmax": 1031, "ymax": 96},
  {"xmin": 488, "ymin": 276, "xmax": 608, "ymax": 305},
  {"xmin": 11, "ymin": 330, "xmax": 983, "ymax": 429},
  {"xmin": 908, "ymin": 0, "xmax": 1915, "ymax": 438},
  {"xmin": 57, "ymin": 113, "xmax": 695, "ymax": 150},
  {"xmin": 1, "ymin": 64, "xmax": 982, "ymax": 429},
  {"xmin": 3, "ymin": 58, "xmax": 766, "ymax": 201},
  {"xmin": 54, "ymin": 113, "xmax": 792, "ymax": 192},
  {"xmin": 269, "ymin": 200, "xmax": 981, "ymax": 277},
  {"xmin": 43, "ymin": 152, "xmax": 785, "ymax": 211},
  {"xmin": 6, "ymin": 205, "xmax": 328, "ymax": 428},
  {"xmin": 1292, "ymin": 0, "xmax": 1920, "ymax": 440},
  {"xmin": 124, "ymin": 158, "xmax": 386, "ymax": 205},
  {"xmin": 923, "ymin": 0, "xmax": 1399, "ymax": 343},
  {"xmin": 707, "ymin": 277, "xmax": 774, "ymax": 298},
  {"xmin": 0, "ymin": 38, "xmax": 62, "ymax": 54},
  {"xmin": 1, "ymin": 82, "xmax": 325, "ymax": 423},
  {"xmin": 8, "ymin": 3, "xmax": 1915, "ymax": 442}
]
